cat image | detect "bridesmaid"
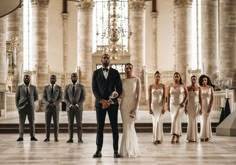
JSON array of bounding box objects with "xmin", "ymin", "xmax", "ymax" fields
[
  {"xmin": 167, "ymin": 72, "xmax": 188, "ymax": 144},
  {"xmin": 185, "ymin": 75, "xmax": 202, "ymax": 142},
  {"xmin": 148, "ymin": 71, "xmax": 165, "ymax": 144},
  {"xmin": 199, "ymin": 75, "xmax": 214, "ymax": 142}
]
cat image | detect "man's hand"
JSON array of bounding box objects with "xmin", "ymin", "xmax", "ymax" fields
[{"xmin": 100, "ymin": 99, "xmax": 111, "ymax": 109}]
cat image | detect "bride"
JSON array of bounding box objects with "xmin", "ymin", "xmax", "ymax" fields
[{"xmin": 119, "ymin": 63, "xmax": 141, "ymax": 158}]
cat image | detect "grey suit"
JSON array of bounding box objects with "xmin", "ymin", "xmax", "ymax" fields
[
  {"xmin": 15, "ymin": 84, "xmax": 38, "ymax": 138},
  {"xmin": 64, "ymin": 83, "xmax": 86, "ymax": 140},
  {"xmin": 42, "ymin": 84, "xmax": 62, "ymax": 140}
]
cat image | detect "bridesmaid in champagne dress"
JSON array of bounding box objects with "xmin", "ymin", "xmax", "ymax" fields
[
  {"xmin": 185, "ymin": 75, "xmax": 202, "ymax": 142},
  {"xmin": 148, "ymin": 71, "xmax": 165, "ymax": 144},
  {"xmin": 167, "ymin": 72, "xmax": 188, "ymax": 144},
  {"xmin": 199, "ymin": 75, "xmax": 214, "ymax": 142},
  {"xmin": 120, "ymin": 63, "xmax": 141, "ymax": 157}
]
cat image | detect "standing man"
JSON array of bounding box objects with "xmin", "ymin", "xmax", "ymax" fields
[
  {"xmin": 15, "ymin": 74, "xmax": 38, "ymax": 141},
  {"xmin": 92, "ymin": 53, "xmax": 123, "ymax": 158},
  {"xmin": 42, "ymin": 75, "xmax": 62, "ymax": 142},
  {"xmin": 64, "ymin": 73, "xmax": 86, "ymax": 143}
]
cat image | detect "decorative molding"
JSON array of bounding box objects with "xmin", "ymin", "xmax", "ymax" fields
[
  {"xmin": 129, "ymin": 0, "xmax": 145, "ymax": 10},
  {"xmin": 174, "ymin": 0, "xmax": 193, "ymax": 7},
  {"xmin": 77, "ymin": 0, "xmax": 94, "ymax": 11},
  {"xmin": 31, "ymin": 0, "xmax": 49, "ymax": 7}
]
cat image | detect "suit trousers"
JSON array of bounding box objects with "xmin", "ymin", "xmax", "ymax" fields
[
  {"xmin": 67, "ymin": 108, "xmax": 83, "ymax": 140},
  {"xmin": 96, "ymin": 104, "xmax": 119, "ymax": 152},
  {"xmin": 18, "ymin": 104, "xmax": 35, "ymax": 138},
  {"xmin": 45, "ymin": 109, "xmax": 59, "ymax": 139}
]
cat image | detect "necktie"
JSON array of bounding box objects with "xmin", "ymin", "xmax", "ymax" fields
[
  {"xmin": 51, "ymin": 84, "xmax": 54, "ymax": 95},
  {"xmin": 72, "ymin": 85, "xmax": 75, "ymax": 95},
  {"xmin": 26, "ymin": 87, "xmax": 29, "ymax": 96}
]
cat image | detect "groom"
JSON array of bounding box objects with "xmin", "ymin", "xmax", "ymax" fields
[{"xmin": 92, "ymin": 53, "xmax": 123, "ymax": 158}]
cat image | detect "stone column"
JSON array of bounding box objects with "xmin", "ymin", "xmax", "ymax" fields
[
  {"xmin": 200, "ymin": 0, "xmax": 218, "ymax": 81},
  {"xmin": 31, "ymin": 0, "xmax": 49, "ymax": 93},
  {"xmin": 16, "ymin": 7, "xmax": 24, "ymax": 85},
  {"xmin": 174, "ymin": 0, "xmax": 193, "ymax": 83},
  {"xmin": 219, "ymin": 0, "xmax": 236, "ymax": 89},
  {"xmin": 0, "ymin": 17, "xmax": 7, "ymax": 112},
  {"xmin": 77, "ymin": 0, "xmax": 94, "ymax": 109},
  {"xmin": 7, "ymin": 10, "xmax": 21, "ymax": 92},
  {"xmin": 61, "ymin": 0, "xmax": 69, "ymax": 89},
  {"xmin": 129, "ymin": 0, "xmax": 145, "ymax": 79},
  {"xmin": 151, "ymin": 0, "xmax": 158, "ymax": 72}
]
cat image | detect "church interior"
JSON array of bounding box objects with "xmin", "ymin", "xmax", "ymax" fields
[{"xmin": 0, "ymin": 0, "xmax": 236, "ymax": 164}]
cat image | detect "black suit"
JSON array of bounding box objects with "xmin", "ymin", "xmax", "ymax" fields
[{"xmin": 92, "ymin": 67, "xmax": 122, "ymax": 152}]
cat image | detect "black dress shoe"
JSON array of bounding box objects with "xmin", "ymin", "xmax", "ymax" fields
[
  {"xmin": 54, "ymin": 139, "xmax": 59, "ymax": 142},
  {"xmin": 44, "ymin": 138, "xmax": 50, "ymax": 142},
  {"xmin": 78, "ymin": 139, "xmax": 83, "ymax": 143},
  {"xmin": 31, "ymin": 137, "xmax": 38, "ymax": 141},
  {"xmin": 16, "ymin": 137, "xmax": 23, "ymax": 141},
  {"xmin": 93, "ymin": 151, "xmax": 102, "ymax": 158},
  {"xmin": 66, "ymin": 139, "xmax": 73, "ymax": 143},
  {"xmin": 114, "ymin": 152, "xmax": 121, "ymax": 158}
]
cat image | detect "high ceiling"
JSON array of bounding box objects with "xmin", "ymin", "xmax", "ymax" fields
[{"xmin": 0, "ymin": 0, "xmax": 22, "ymax": 18}]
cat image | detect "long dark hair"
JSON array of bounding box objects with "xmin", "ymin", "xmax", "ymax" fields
[
  {"xmin": 174, "ymin": 72, "xmax": 183, "ymax": 84},
  {"xmin": 199, "ymin": 74, "xmax": 215, "ymax": 88}
]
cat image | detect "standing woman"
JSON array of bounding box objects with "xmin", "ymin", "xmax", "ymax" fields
[
  {"xmin": 167, "ymin": 72, "xmax": 188, "ymax": 144},
  {"xmin": 199, "ymin": 75, "xmax": 214, "ymax": 142},
  {"xmin": 148, "ymin": 71, "xmax": 165, "ymax": 144},
  {"xmin": 120, "ymin": 63, "xmax": 141, "ymax": 158},
  {"xmin": 185, "ymin": 75, "xmax": 202, "ymax": 142}
]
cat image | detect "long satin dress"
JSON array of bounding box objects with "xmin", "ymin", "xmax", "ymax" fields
[
  {"xmin": 200, "ymin": 87, "xmax": 213, "ymax": 140},
  {"xmin": 151, "ymin": 88, "xmax": 164, "ymax": 142},
  {"xmin": 170, "ymin": 86, "xmax": 185, "ymax": 136},
  {"xmin": 186, "ymin": 90, "xmax": 200, "ymax": 141}
]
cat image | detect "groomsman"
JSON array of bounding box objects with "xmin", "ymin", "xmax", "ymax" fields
[
  {"xmin": 15, "ymin": 74, "xmax": 38, "ymax": 141},
  {"xmin": 42, "ymin": 75, "xmax": 62, "ymax": 142},
  {"xmin": 64, "ymin": 73, "xmax": 86, "ymax": 143}
]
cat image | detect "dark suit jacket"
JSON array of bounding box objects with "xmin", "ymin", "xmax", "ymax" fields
[
  {"xmin": 42, "ymin": 84, "xmax": 62, "ymax": 112},
  {"xmin": 64, "ymin": 83, "xmax": 86, "ymax": 111},
  {"xmin": 92, "ymin": 67, "xmax": 122, "ymax": 107},
  {"xmin": 15, "ymin": 84, "xmax": 38, "ymax": 110}
]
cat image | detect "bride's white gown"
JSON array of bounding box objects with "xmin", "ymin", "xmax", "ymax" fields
[{"xmin": 120, "ymin": 77, "xmax": 140, "ymax": 158}]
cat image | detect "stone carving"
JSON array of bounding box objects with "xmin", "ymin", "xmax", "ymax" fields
[
  {"xmin": 174, "ymin": 0, "xmax": 193, "ymax": 7},
  {"xmin": 77, "ymin": 0, "xmax": 94, "ymax": 11},
  {"xmin": 31, "ymin": 0, "xmax": 49, "ymax": 7},
  {"xmin": 129, "ymin": 0, "xmax": 145, "ymax": 10}
]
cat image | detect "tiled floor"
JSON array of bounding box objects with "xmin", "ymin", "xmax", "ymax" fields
[{"xmin": 0, "ymin": 133, "xmax": 235, "ymax": 165}]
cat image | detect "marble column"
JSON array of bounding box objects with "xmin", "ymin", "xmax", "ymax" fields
[
  {"xmin": 31, "ymin": 0, "xmax": 49, "ymax": 93},
  {"xmin": 219, "ymin": 0, "xmax": 236, "ymax": 89},
  {"xmin": 77, "ymin": 0, "xmax": 94, "ymax": 109},
  {"xmin": 6, "ymin": 10, "xmax": 21, "ymax": 92},
  {"xmin": 16, "ymin": 7, "xmax": 24, "ymax": 85},
  {"xmin": 129, "ymin": 0, "xmax": 145, "ymax": 79},
  {"xmin": 0, "ymin": 17, "xmax": 7, "ymax": 112},
  {"xmin": 151, "ymin": 10, "xmax": 158, "ymax": 72},
  {"xmin": 174, "ymin": 0, "xmax": 193, "ymax": 83},
  {"xmin": 61, "ymin": 11, "xmax": 69, "ymax": 89},
  {"xmin": 200, "ymin": 0, "xmax": 218, "ymax": 81}
]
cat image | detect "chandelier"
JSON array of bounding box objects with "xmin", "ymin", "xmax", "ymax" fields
[{"xmin": 95, "ymin": 0, "xmax": 131, "ymax": 60}]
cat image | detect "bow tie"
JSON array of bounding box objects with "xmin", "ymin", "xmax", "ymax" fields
[{"xmin": 102, "ymin": 68, "xmax": 109, "ymax": 72}]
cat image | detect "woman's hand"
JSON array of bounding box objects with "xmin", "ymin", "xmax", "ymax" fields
[{"xmin": 161, "ymin": 108, "xmax": 165, "ymax": 114}]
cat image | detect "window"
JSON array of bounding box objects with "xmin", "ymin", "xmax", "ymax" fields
[{"xmin": 93, "ymin": 0, "xmax": 129, "ymax": 53}]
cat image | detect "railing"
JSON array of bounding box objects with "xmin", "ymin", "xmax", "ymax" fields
[{"xmin": 5, "ymin": 92, "xmax": 16, "ymax": 112}]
